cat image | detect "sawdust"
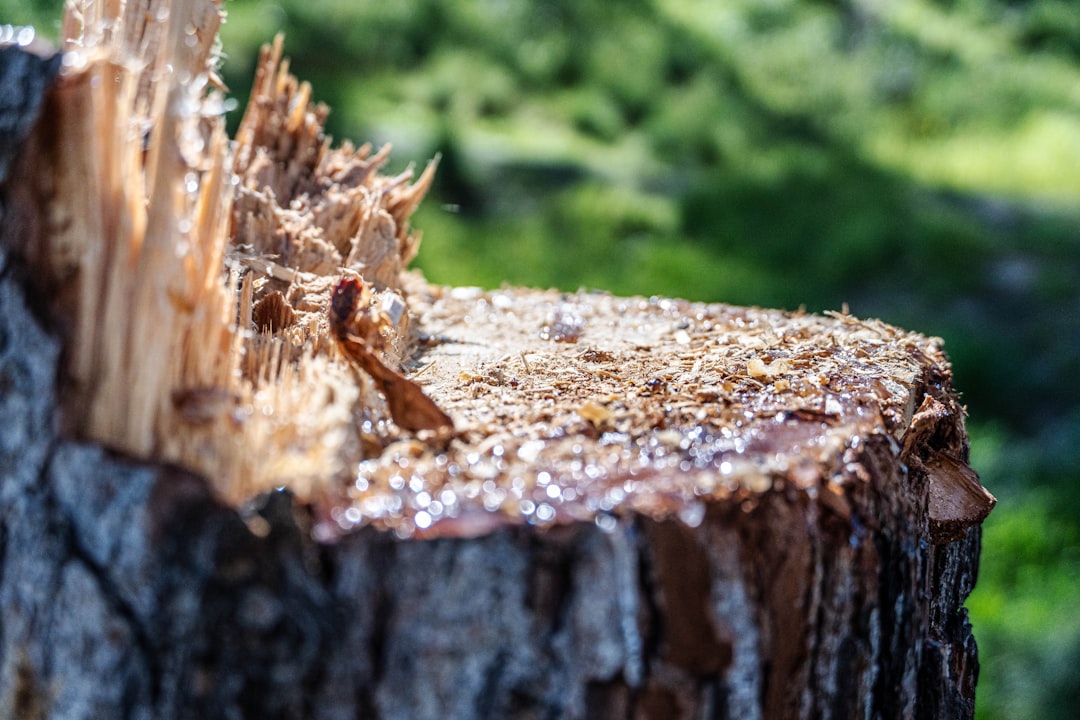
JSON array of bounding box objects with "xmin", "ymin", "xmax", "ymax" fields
[{"xmin": 321, "ymin": 281, "xmax": 964, "ymax": 539}]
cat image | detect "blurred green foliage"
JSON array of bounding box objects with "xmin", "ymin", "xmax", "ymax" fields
[{"xmin": 5, "ymin": 0, "xmax": 1080, "ymax": 717}]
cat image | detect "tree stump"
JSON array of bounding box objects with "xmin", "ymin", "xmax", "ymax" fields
[{"xmin": 0, "ymin": 3, "xmax": 994, "ymax": 719}]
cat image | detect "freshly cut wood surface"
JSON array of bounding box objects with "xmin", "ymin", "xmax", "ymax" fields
[{"xmin": 321, "ymin": 277, "xmax": 992, "ymax": 545}]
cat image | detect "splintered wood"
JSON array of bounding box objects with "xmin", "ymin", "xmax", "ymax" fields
[
  {"xmin": 18, "ymin": 0, "xmax": 438, "ymax": 500},
  {"xmin": 9, "ymin": 0, "xmax": 993, "ymax": 541}
]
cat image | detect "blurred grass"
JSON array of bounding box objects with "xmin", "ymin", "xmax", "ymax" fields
[{"xmin": 6, "ymin": 0, "xmax": 1080, "ymax": 717}]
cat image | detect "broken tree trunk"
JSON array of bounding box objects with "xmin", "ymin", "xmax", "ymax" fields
[{"xmin": 0, "ymin": 3, "xmax": 994, "ymax": 719}]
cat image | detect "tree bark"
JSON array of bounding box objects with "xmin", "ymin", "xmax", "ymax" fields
[{"xmin": 0, "ymin": 30, "xmax": 991, "ymax": 720}]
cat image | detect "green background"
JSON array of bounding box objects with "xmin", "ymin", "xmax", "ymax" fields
[{"xmin": 7, "ymin": 1, "xmax": 1080, "ymax": 717}]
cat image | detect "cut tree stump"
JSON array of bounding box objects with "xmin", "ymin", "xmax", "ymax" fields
[{"xmin": 0, "ymin": 3, "xmax": 994, "ymax": 719}]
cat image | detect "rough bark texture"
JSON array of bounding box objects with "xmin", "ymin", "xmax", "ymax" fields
[
  {"xmin": 0, "ymin": 45, "xmax": 60, "ymax": 185},
  {"xmin": 0, "ymin": 40, "xmax": 988, "ymax": 720}
]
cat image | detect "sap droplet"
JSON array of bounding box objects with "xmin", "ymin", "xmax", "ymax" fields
[
  {"xmin": 16, "ymin": 26, "xmax": 35, "ymax": 46},
  {"xmin": 678, "ymin": 501, "xmax": 706, "ymax": 528},
  {"xmin": 518, "ymin": 440, "xmax": 545, "ymax": 463},
  {"xmin": 595, "ymin": 514, "xmax": 618, "ymax": 532}
]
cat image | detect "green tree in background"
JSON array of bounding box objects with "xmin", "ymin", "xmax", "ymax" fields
[{"xmin": 5, "ymin": 1, "xmax": 1079, "ymax": 717}]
